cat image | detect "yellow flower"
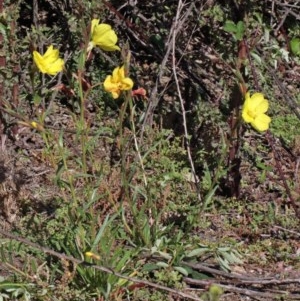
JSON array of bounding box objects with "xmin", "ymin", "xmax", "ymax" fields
[
  {"xmin": 33, "ymin": 45, "xmax": 64, "ymax": 75},
  {"xmin": 30, "ymin": 121, "xmax": 44, "ymax": 131},
  {"xmin": 103, "ymin": 65, "xmax": 134, "ymax": 99},
  {"xmin": 85, "ymin": 251, "xmax": 100, "ymax": 260},
  {"xmin": 89, "ymin": 19, "xmax": 120, "ymax": 51},
  {"xmin": 242, "ymin": 92, "xmax": 271, "ymax": 132}
]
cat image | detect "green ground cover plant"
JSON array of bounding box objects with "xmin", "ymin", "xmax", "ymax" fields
[{"xmin": 0, "ymin": 0, "xmax": 300, "ymax": 300}]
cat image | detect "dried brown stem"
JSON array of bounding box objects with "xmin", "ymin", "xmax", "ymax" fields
[
  {"xmin": 184, "ymin": 278, "xmax": 300, "ymax": 299},
  {"xmin": 183, "ymin": 261, "xmax": 300, "ymax": 285},
  {"xmin": 171, "ymin": 0, "xmax": 201, "ymax": 202}
]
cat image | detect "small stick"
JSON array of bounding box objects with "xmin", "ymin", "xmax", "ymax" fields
[{"xmin": 171, "ymin": 0, "xmax": 201, "ymax": 202}]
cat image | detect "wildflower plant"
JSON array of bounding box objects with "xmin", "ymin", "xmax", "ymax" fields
[{"xmin": 27, "ymin": 16, "xmax": 140, "ymax": 298}]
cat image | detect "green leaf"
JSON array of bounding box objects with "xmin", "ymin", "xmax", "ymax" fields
[
  {"xmin": 142, "ymin": 263, "xmax": 160, "ymax": 272},
  {"xmin": 157, "ymin": 251, "xmax": 172, "ymax": 260},
  {"xmin": 186, "ymin": 247, "xmax": 209, "ymax": 258},
  {"xmin": 77, "ymin": 50, "xmax": 86, "ymax": 71},
  {"xmin": 174, "ymin": 266, "xmax": 189, "ymax": 276},
  {"xmin": 0, "ymin": 23, "xmax": 7, "ymax": 41},
  {"xmin": 156, "ymin": 261, "xmax": 169, "ymax": 268},
  {"xmin": 251, "ymin": 52, "xmax": 262, "ymax": 64},
  {"xmin": 256, "ymin": 161, "xmax": 273, "ymax": 171},
  {"xmin": 33, "ymin": 93, "xmax": 42, "ymax": 106},
  {"xmin": 236, "ymin": 21, "xmax": 245, "ymax": 40},
  {"xmin": 149, "ymin": 34, "xmax": 165, "ymax": 52},
  {"xmin": 209, "ymin": 284, "xmax": 223, "ymax": 301},
  {"xmin": 221, "ymin": 251, "xmax": 237, "ymax": 264},
  {"xmin": 290, "ymin": 38, "xmax": 300, "ymax": 56},
  {"xmin": 91, "ymin": 213, "xmax": 116, "ymax": 250},
  {"xmin": 190, "ymin": 270, "xmax": 211, "ymax": 280},
  {"xmin": 223, "ymin": 20, "xmax": 237, "ymax": 33},
  {"xmin": 216, "ymin": 255, "xmax": 231, "ymax": 271}
]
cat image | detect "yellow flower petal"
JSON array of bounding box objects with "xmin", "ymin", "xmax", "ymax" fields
[
  {"xmin": 33, "ymin": 45, "xmax": 64, "ymax": 76},
  {"xmin": 116, "ymin": 65, "xmax": 125, "ymax": 79},
  {"xmin": 85, "ymin": 251, "xmax": 100, "ymax": 260},
  {"xmin": 242, "ymin": 91, "xmax": 271, "ymax": 132},
  {"xmin": 44, "ymin": 45, "xmax": 58, "ymax": 60},
  {"xmin": 47, "ymin": 58, "xmax": 64, "ymax": 75},
  {"xmin": 91, "ymin": 19, "xmax": 120, "ymax": 51},
  {"xmin": 251, "ymin": 93, "xmax": 269, "ymax": 114},
  {"xmin": 120, "ymin": 78, "xmax": 134, "ymax": 90},
  {"xmin": 250, "ymin": 92, "xmax": 264, "ymax": 103},
  {"xmin": 91, "ymin": 19, "xmax": 100, "ymax": 34},
  {"xmin": 103, "ymin": 76, "xmax": 120, "ymax": 99},
  {"xmin": 103, "ymin": 66, "xmax": 134, "ymax": 99},
  {"xmin": 255, "ymin": 99, "xmax": 269, "ymax": 115},
  {"xmin": 242, "ymin": 106, "xmax": 254, "ymax": 123},
  {"xmin": 111, "ymin": 91, "xmax": 120, "ymax": 99},
  {"xmin": 244, "ymin": 93, "xmax": 261, "ymax": 112},
  {"xmin": 33, "ymin": 51, "xmax": 47, "ymax": 73},
  {"xmin": 112, "ymin": 65, "xmax": 121, "ymax": 81},
  {"xmin": 103, "ymin": 75, "xmax": 115, "ymax": 90},
  {"xmin": 251, "ymin": 114, "xmax": 271, "ymax": 132}
]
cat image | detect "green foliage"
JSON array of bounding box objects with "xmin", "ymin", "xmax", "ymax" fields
[
  {"xmin": 202, "ymin": 284, "xmax": 224, "ymax": 301},
  {"xmin": 0, "ymin": 279, "xmax": 32, "ymax": 301},
  {"xmin": 186, "ymin": 243, "xmax": 243, "ymax": 272},
  {"xmin": 223, "ymin": 20, "xmax": 245, "ymax": 41},
  {"xmin": 290, "ymin": 37, "xmax": 300, "ymax": 56},
  {"xmin": 271, "ymin": 114, "xmax": 300, "ymax": 146},
  {"xmin": 201, "ymin": 4, "xmax": 225, "ymax": 24}
]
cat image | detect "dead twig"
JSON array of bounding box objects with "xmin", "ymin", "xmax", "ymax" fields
[
  {"xmin": 184, "ymin": 278, "xmax": 300, "ymax": 299},
  {"xmin": 141, "ymin": 1, "xmax": 195, "ymax": 128},
  {"xmin": 183, "ymin": 261, "xmax": 300, "ymax": 284},
  {"xmin": 273, "ymin": 225, "xmax": 300, "ymax": 237},
  {"xmin": 171, "ymin": 0, "xmax": 201, "ymax": 202}
]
